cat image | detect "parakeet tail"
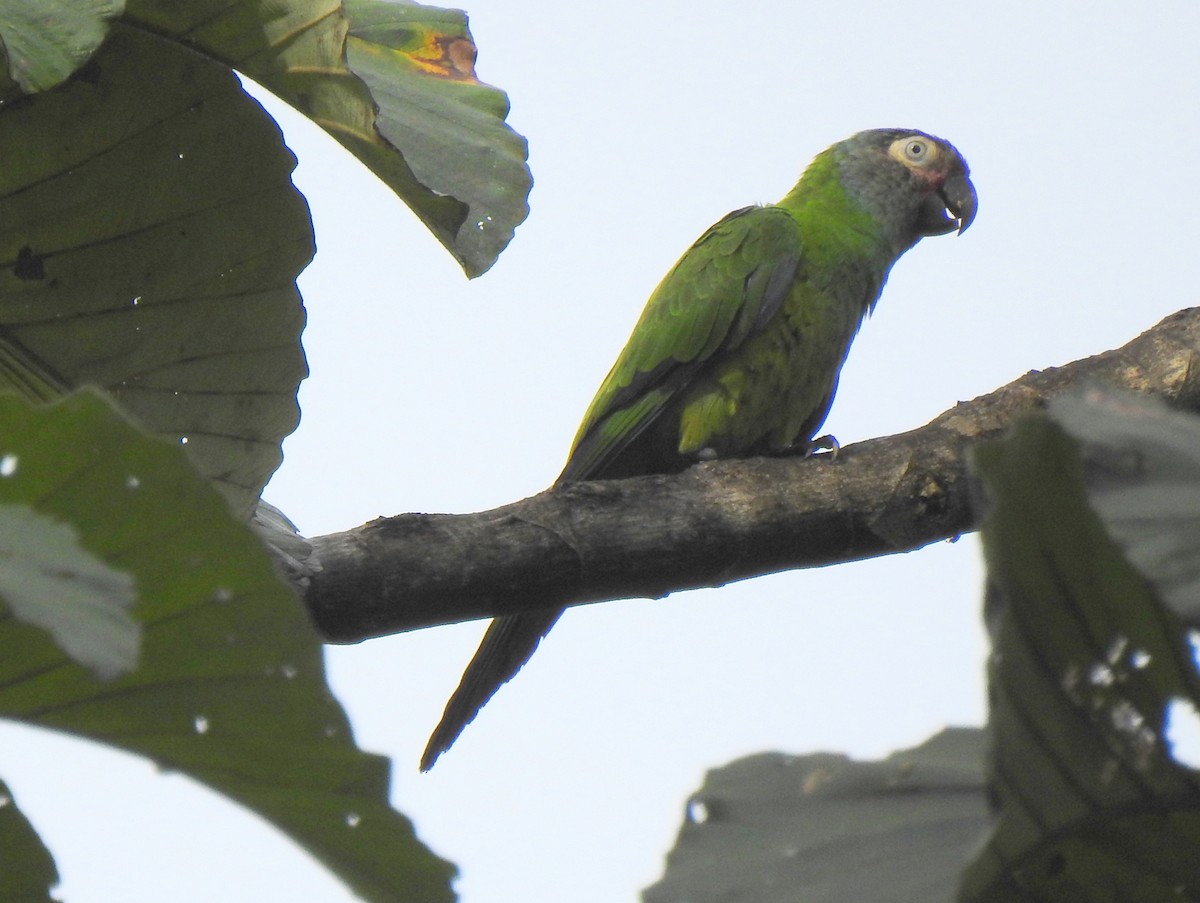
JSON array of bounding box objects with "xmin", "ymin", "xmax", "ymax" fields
[{"xmin": 420, "ymin": 608, "xmax": 563, "ymax": 771}]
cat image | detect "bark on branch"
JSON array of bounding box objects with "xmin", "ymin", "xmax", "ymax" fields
[{"xmin": 304, "ymin": 308, "xmax": 1200, "ymax": 644}]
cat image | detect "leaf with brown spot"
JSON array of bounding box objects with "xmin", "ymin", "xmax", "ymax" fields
[{"xmin": 124, "ymin": 0, "xmax": 531, "ymax": 277}]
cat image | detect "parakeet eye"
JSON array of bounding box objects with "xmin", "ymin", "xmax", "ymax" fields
[
  {"xmin": 888, "ymin": 135, "xmax": 940, "ymax": 169},
  {"xmin": 904, "ymin": 139, "xmax": 929, "ymax": 161}
]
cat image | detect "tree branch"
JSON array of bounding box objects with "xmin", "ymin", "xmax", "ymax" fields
[{"xmin": 305, "ymin": 308, "xmax": 1200, "ymax": 644}]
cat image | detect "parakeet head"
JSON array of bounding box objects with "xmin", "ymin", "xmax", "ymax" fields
[{"xmin": 834, "ymin": 128, "xmax": 977, "ymax": 254}]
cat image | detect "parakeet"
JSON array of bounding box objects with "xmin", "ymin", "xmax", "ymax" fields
[{"xmin": 421, "ymin": 127, "xmax": 977, "ymax": 770}]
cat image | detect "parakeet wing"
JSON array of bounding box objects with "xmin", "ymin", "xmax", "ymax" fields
[{"xmin": 560, "ymin": 205, "xmax": 801, "ymax": 481}]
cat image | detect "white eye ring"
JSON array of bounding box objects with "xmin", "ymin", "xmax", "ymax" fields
[{"xmin": 888, "ymin": 135, "xmax": 940, "ymax": 168}]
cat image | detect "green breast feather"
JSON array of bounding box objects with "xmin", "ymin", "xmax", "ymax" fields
[
  {"xmin": 559, "ymin": 205, "xmax": 803, "ymax": 481},
  {"xmin": 559, "ymin": 177, "xmax": 885, "ymax": 483}
]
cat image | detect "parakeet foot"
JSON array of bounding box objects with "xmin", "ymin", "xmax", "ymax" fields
[
  {"xmin": 771, "ymin": 434, "xmax": 839, "ymax": 460},
  {"xmin": 807, "ymin": 434, "xmax": 840, "ymax": 459}
]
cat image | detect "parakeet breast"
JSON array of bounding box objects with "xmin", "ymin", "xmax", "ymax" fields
[{"xmin": 673, "ymin": 263, "xmax": 878, "ymax": 458}]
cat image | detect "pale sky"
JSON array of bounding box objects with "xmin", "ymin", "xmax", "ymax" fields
[{"xmin": 3, "ymin": 1, "xmax": 1199, "ymax": 901}]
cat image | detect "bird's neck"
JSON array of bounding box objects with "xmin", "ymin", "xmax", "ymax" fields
[{"xmin": 777, "ymin": 150, "xmax": 900, "ymax": 272}]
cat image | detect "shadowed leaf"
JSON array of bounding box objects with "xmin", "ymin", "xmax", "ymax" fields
[
  {"xmin": 0, "ymin": 389, "xmax": 456, "ymax": 902},
  {"xmin": 1051, "ymin": 389, "xmax": 1200, "ymax": 623},
  {"xmin": 644, "ymin": 729, "xmax": 988, "ymax": 903},
  {"xmin": 0, "ymin": 776, "xmax": 59, "ymax": 902},
  {"xmin": 0, "ymin": 24, "xmax": 313, "ymax": 517},
  {"xmin": 965, "ymin": 394, "xmax": 1200, "ymax": 902}
]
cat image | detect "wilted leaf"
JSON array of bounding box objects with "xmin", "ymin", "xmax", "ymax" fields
[
  {"xmin": 643, "ymin": 729, "xmax": 988, "ymax": 903},
  {"xmin": 0, "ymin": 390, "xmax": 456, "ymax": 902},
  {"xmin": 345, "ymin": 0, "xmax": 531, "ymax": 275},
  {"xmin": 124, "ymin": 0, "xmax": 532, "ymax": 276},
  {"xmin": 0, "ymin": 24, "xmax": 313, "ymax": 517},
  {"xmin": 966, "ymin": 404, "xmax": 1200, "ymax": 902}
]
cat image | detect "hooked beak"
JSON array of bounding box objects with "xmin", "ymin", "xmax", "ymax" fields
[{"xmin": 916, "ymin": 172, "xmax": 978, "ymax": 237}]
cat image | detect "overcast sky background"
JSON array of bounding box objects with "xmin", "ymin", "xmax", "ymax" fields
[{"xmin": 3, "ymin": 1, "xmax": 1200, "ymax": 901}]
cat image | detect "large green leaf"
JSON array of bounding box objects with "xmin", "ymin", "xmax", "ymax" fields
[
  {"xmin": 643, "ymin": 729, "xmax": 989, "ymax": 903},
  {"xmin": 0, "ymin": 777, "xmax": 59, "ymax": 902},
  {"xmin": 0, "ymin": 389, "xmax": 456, "ymax": 901},
  {"xmin": 0, "ymin": 0, "xmax": 124, "ymax": 94},
  {"xmin": 124, "ymin": 0, "xmax": 531, "ymax": 277},
  {"xmin": 0, "ymin": 24, "xmax": 313, "ymax": 517},
  {"xmin": 964, "ymin": 396, "xmax": 1200, "ymax": 902}
]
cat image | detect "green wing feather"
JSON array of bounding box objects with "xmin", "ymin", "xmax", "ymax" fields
[{"xmin": 560, "ymin": 205, "xmax": 802, "ymax": 482}]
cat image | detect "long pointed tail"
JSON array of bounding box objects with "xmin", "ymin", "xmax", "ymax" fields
[{"xmin": 420, "ymin": 608, "xmax": 563, "ymax": 771}]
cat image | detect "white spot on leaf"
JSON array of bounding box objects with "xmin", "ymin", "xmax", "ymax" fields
[
  {"xmin": 1166, "ymin": 698, "xmax": 1200, "ymax": 769},
  {"xmin": 0, "ymin": 503, "xmax": 139, "ymax": 678},
  {"xmin": 1088, "ymin": 663, "xmax": 1115, "ymax": 688}
]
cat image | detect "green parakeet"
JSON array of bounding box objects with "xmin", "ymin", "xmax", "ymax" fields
[{"xmin": 421, "ymin": 128, "xmax": 977, "ymax": 770}]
